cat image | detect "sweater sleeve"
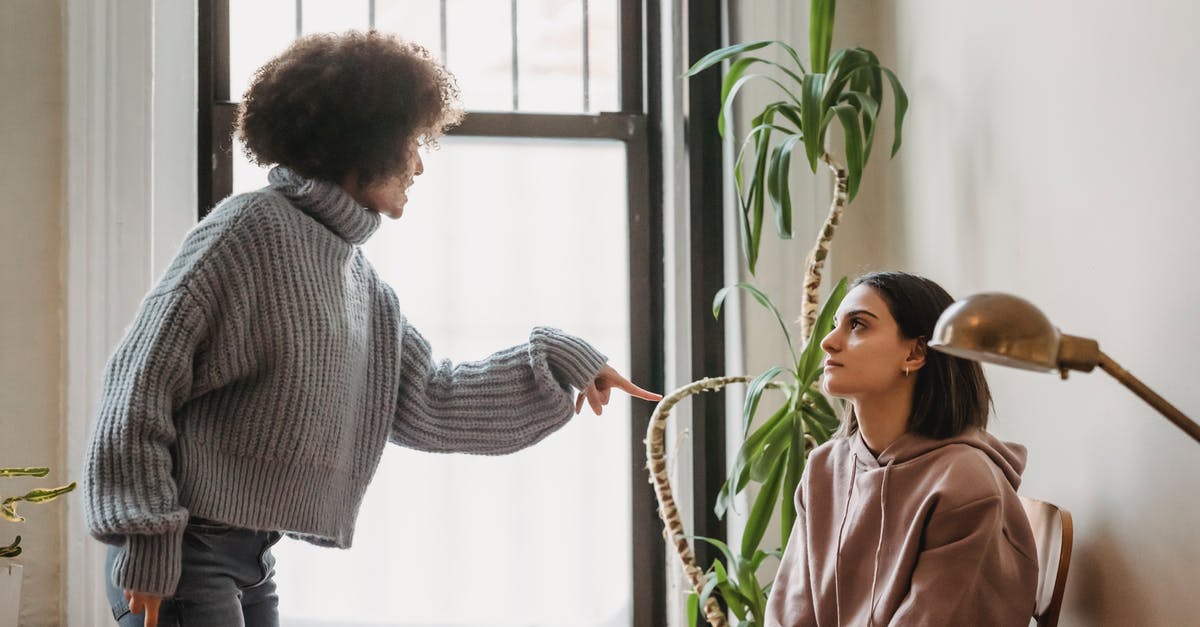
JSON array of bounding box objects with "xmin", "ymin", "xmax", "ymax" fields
[
  {"xmin": 82, "ymin": 287, "xmax": 207, "ymax": 597},
  {"xmin": 888, "ymin": 495, "xmax": 1037, "ymax": 626},
  {"xmin": 389, "ymin": 323, "xmax": 607, "ymax": 455},
  {"xmin": 765, "ymin": 473, "xmax": 818, "ymax": 627}
]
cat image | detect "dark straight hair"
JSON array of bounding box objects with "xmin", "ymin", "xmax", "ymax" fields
[{"xmin": 839, "ymin": 271, "xmax": 992, "ymax": 439}]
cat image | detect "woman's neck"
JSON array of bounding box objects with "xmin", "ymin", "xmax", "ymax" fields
[{"xmin": 852, "ymin": 383, "xmax": 915, "ymax": 456}]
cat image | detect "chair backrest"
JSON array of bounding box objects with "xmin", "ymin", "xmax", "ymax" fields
[{"xmin": 1020, "ymin": 496, "xmax": 1073, "ymax": 627}]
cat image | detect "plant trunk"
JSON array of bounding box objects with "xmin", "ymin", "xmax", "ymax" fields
[
  {"xmin": 798, "ymin": 153, "xmax": 848, "ymax": 343},
  {"xmin": 646, "ymin": 376, "xmax": 748, "ymax": 627}
]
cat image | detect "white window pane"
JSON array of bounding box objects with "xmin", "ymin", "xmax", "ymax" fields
[
  {"xmin": 229, "ymin": 0, "xmax": 295, "ymax": 100},
  {"xmin": 375, "ymin": 0, "xmax": 443, "ymax": 58},
  {"xmin": 445, "ymin": 1, "xmax": 515, "ymax": 110},
  {"xmin": 586, "ymin": 0, "xmax": 618, "ymax": 112},
  {"xmin": 516, "ymin": 0, "xmax": 583, "ymax": 113},
  {"xmin": 302, "ymin": 0, "xmax": 370, "ymax": 35},
  {"xmin": 272, "ymin": 137, "xmax": 632, "ymax": 627}
]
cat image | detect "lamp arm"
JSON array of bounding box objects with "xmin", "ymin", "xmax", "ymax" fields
[{"xmin": 1097, "ymin": 351, "xmax": 1200, "ymax": 445}]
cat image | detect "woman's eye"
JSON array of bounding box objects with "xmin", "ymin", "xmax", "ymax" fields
[{"xmin": 849, "ymin": 319, "xmax": 863, "ymax": 330}]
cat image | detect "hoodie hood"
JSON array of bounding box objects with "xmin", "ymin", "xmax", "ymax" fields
[
  {"xmin": 848, "ymin": 426, "xmax": 1027, "ymax": 491},
  {"xmin": 763, "ymin": 426, "xmax": 1039, "ymax": 627}
]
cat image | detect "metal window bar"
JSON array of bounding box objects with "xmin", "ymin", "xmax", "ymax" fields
[
  {"xmin": 440, "ymin": 0, "xmax": 447, "ymax": 65},
  {"xmin": 511, "ymin": 0, "xmax": 519, "ymax": 111},
  {"xmin": 368, "ymin": 0, "xmax": 375, "ymax": 29},
  {"xmin": 582, "ymin": 0, "xmax": 590, "ymax": 112},
  {"xmin": 294, "ymin": 0, "xmax": 301, "ymax": 37}
]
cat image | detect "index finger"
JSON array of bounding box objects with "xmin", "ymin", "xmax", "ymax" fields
[{"xmin": 617, "ymin": 379, "xmax": 663, "ymax": 402}]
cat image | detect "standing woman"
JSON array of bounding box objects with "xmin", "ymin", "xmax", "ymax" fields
[
  {"xmin": 83, "ymin": 32, "xmax": 659, "ymax": 626},
  {"xmin": 766, "ymin": 271, "xmax": 1038, "ymax": 626}
]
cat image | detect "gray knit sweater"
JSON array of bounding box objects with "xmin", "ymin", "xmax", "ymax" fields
[{"xmin": 82, "ymin": 166, "xmax": 608, "ymax": 597}]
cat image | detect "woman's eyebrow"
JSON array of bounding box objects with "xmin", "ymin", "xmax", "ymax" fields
[{"xmin": 843, "ymin": 309, "xmax": 879, "ymax": 320}]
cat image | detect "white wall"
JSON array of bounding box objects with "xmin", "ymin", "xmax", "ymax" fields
[
  {"xmin": 0, "ymin": 1, "xmax": 66, "ymax": 625},
  {"xmin": 831, "ymin": 1, "xmax": 1200, "ymax": 624}
]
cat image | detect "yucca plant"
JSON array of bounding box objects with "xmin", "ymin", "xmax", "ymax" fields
[
  {"xmin": 685, "ymin": 0, "xmax": 907, "ymax": 339},
  {"xmin": 666, "ymin": 1, "xmax": 908, "ymax": 624},
  {"xmin": 1, "ymin": 467, "xmax": 76, "ymax": 558}
]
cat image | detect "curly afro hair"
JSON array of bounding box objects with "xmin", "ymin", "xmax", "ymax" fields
[{"xmin": 237, "ymin": 31, "xmax": 463, "ymax": 187}]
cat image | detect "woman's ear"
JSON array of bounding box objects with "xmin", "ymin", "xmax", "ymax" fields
[{"xmin": 905, "ymin": 336, "xmax": 928, "ymax": 373}]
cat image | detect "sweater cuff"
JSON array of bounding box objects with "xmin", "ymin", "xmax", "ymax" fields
[
  {"xmin": 531, "ymin": 327, "xmax": 608, "ymax": 392},
  {"xmin": 111, "ymin": 529, "xmax": 186, "ymax": 597}
]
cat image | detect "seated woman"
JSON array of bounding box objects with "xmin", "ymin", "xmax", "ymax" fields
[{"xmin": 766, "ymin": 271, "xmax": 1038, "ymax": 626}]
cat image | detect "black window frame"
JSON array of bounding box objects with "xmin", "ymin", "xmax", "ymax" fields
[{"xmin": 195, "ymin": 3, "xmax": 724, "ymax": 626}]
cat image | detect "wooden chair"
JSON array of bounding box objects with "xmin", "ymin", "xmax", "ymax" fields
[{"xmin": 1020, "ymin": 497, "xmax": 1073, "ymax": 627}]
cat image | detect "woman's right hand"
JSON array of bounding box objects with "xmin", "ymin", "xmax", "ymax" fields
[{"xmin": 124, "ymin": 590, "xmax": 162, "ymax": 627}]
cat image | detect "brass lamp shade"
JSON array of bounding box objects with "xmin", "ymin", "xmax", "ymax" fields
[
  {"xmin": 930, "ymin": 291, "xmax": 1199, "ymax": 445},
  {"xmin": 929, "ymin": 293, "xmax": 1062, "ymax": 372}
]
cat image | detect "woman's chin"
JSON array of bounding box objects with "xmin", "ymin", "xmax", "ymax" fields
[{"xmin": 820, "ymin": 377, "xmax": 851, "ymax": 399}]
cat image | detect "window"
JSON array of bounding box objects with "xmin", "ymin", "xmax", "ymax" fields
[{"xmin": 199, "ymin": 1, "xmax": 665, "ymax": 625}]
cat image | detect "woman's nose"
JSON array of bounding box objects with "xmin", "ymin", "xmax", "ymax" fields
[{"xmin": 819, "ymin": 328, "xmax": 839, "ymax": 354}]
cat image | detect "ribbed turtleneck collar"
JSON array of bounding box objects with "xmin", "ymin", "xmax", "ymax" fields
[{"xmin": 268, "ymin": 166, "xmax": 381, "ymax": 245}]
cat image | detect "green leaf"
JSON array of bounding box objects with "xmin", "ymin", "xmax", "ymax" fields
[
  {"xmin": 809, "ymin": 0, "xmax": 837, "ymax": 73},
  {"xmin": 880, "ymin": 66, "xmax": 909, "ymax": 156},
  {"xmin": 838, "ymin": 90, "xmax": 880, "ymax": 165},
  {"xmin": 684, "ymin": 40, "xmax": 774, "ymax": 77},
  {"xmin": 830, "ymin": 103, "xmax": 865, "ymax": 200},
  {"xmin": 766, "ymin": 134, "xmax": 804, "ymax": 239},
  {"xmin": 712, "ymin": 283, "xmax": 796, "ymax": 364},
  {"xmin": 781, "ymin": 413, "xmax": 808, "ymax": 546},
  {"xmin": 801, "ymin": 73, "xmax": 826, "ymax": 173},
  {"xmin": 0, "ymin": 468, "xmax": 49, "ymax": 478},
  {"xmin": 0, "ymin": 536, "xmax": 20, "ymax": 559},
  {"xmin": 15, "ymin": 482, "xmax": 77, "ymax": 504},
  {"xmin": 807, "ymin": 390, "xmax": 841, "ymax": 430},
  {"xmin": 1, "ymin": 501, "xmax": 22, "ymax": 523},
  {"xmin": 741, "ymin": 447, "xmax": 787, "ymax": 556},
  {"xmin": 716, "ymin": 404, "xmax": 790, "ymax": 518},
  {"xmin": 748, "ymin": 409, "xmax": 793, "ymax": 481},
  {"xmin": 797, "ymin": 277, "xmax": 850, "ymax": 387},
  {"xmin": 742, "ymin": 366, "xmax": 786, "ymax": 437},
  {"xmin": 689, "ymin": 534, "xmax": 736, "ymax": 567},
  {"xmin": 687, "ymin": 591, "xmax": 700, "ymax": 626}
]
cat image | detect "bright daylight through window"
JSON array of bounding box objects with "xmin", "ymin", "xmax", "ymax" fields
[{"xmin": 226, "ymin": 1, "xmax": 632, "ymax": 625}]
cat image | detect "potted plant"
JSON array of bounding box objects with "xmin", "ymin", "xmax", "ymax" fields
[
  {"xmin": 646, "ymin": 1, "xmax": 908, "ymax": 624},
  {"xmin": 1, "ymin": 467, "xmax": 76, "ymax": 627}
]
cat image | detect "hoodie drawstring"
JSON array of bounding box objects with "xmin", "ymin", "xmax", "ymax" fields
[
  {"xmin": 834, "ymin": 455, "xmax": 858, "ymax": 627},
  {"xmin": 866, "ymin": 460, "xmax": 893, "ymax": 627}
]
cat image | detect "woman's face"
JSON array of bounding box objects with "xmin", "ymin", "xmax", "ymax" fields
[
  {"xmin": 819, "ymin": 284, "xmax": 920, "ymax": 400},
  {"xmin": 343, "ymin": 143, "xmax": 424, "ymax": 219}
]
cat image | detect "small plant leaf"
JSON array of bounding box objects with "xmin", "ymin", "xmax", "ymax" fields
[
  {"xmin": 880, "ymin": 66, "xmax": 909, "ymax": 156},
  {"xmin": 0, "ymin": 536, "xmax": 20, "ymax": 559},
  {"xmin": 830, "ymin": 103, "xmax": 865, "ymax": 200},
  {"xmin": 716, "ymin": 404, "xmax": 790, "ymax": 518},
  {"xmin": 741, "ymin": 447, "xmax": 787, "ymax": 556},
  {"xmin": 712, "ymin": 283, "xmax": 796, "ymax": 363},
  {"xmin": 809, "ymin": 0, "xmax": 837, "ymax": 73},
  {"xmin": 767, "ymin": 134, "xmax": 804, "ymax": 239},
  {"xmin": 687, "ymin": 592, "xmax": 700, "ymax": 626},
  {"xmin": 797, "ymin": 277, "xmax": 850, "ymax": 387},
  {"xmin": 15, "ymin": 482, "xmax": 77, "ymax": 504},
  {"xmin": 0, "ymin": 468, "xmax": 50, "ymax": 478},
  {"xmin": 742, "ymin": 366, "xmax": 786, "ymax": 437},
  {"xmin": 685, "ymin": 40, "xmax": 773, "ymax": 77},
  {"xmin": 1, "ymin": 501, "xmax": 23, "ymax": 524},
  {"xmin": 800, "ymin": 73, "xmax": 826, "ymax": 173}
]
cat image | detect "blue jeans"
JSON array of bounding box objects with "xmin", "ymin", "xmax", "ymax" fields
[{"xmin": 105, "ymin": 518, "xmax": 283, "ymax": 626}]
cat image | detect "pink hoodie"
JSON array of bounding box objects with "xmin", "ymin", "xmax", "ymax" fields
[{"xmin": 765, "ymin": 427, "xmax": 1038, "ymax": 626}]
